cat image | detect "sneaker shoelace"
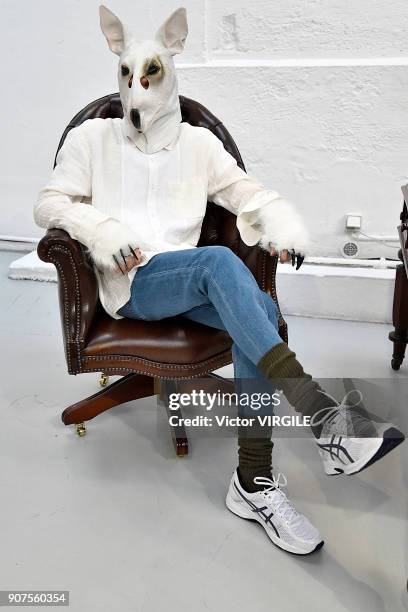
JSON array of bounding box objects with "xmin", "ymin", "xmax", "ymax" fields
[
  {"xmin": 310, "ymin": 389, "xmax": 376, "ymax": 437},
  {"xmin": 253, "ymin": 474, "xmax": 301, "ymax": 525}
]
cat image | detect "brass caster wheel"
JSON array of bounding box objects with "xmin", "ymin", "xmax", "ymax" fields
[
  {"xmin": 76, "ymin": 422, "xmax": 87, "ymax": 437},
  {"xmin": 99, "ymin": 373, "xmax": 109, "ymax": 387}
]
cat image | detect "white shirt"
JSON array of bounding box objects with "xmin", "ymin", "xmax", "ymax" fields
[
  {"xmin": 121, "ymin": 123, "xmax": 208, "ymax": 284},
  {"xmin": 35, "ymin": 117, "xmax": 283, "ymax": 319}
]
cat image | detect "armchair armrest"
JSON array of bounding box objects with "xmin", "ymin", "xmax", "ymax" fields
[
  {"xmin": 239, "ymin": 243, "xmax": 288, "ymax": 344},
  {"xmin": 37, "ymin": 228, "xmax": 99, "ymax": 373}
]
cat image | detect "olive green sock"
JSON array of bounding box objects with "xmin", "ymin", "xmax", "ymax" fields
[
  {"xmin": 238, "ymin": 426, "xmax": 273, "ymax": 493},
  {"xmin": 256, "ymin": 341, "xmax": 337, "ymax": 438}
]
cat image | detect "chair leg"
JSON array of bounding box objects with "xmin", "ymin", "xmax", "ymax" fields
[
  {"xmin": 157, "ymin": 379, "xmax": 189, "ymax": 457},
  {"xmin": 389, "ymin": 263, "xmax": 408, "ymax": 370},
  {"xmin": 155, "ymin": 375, "xmax": 236, "ymax": 457},
  {"xmin": 62, "ymin": 373, "xmax": 154, "ymax": 428},
  {"xmin": 390, "ymin": 334, "xmax": 407, "ymax": 371}
]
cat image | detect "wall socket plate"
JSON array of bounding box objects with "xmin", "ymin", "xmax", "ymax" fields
[{"xmin": 346, "ymin": 214, "xmax": 362, "ymax": 230}]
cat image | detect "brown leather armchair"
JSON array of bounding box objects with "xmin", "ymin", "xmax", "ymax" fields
[{"xmin": 37, "ymin": 93, "xmax": 287, "ymax": 455}]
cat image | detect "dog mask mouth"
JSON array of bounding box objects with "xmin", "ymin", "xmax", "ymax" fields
[{"xmin": 130, "ymin": 108, "xmax": 141, "ymax": 130}]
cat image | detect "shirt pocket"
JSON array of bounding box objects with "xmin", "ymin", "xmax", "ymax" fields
[{"xmin": 166, "ymin": 178, "xmax": 206, "ymax": 219}]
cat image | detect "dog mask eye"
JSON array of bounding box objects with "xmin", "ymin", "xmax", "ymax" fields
[
  {"xmin": 121, "ymin": 65, "xmax": 130, "ymax": 77},
  {"xmin": 142, "ymin": 56, "xmax": 164, "ymax": 79},
  {"xmin": 146, "ymin": 63, "xmax": 160, "ymax": 76}
]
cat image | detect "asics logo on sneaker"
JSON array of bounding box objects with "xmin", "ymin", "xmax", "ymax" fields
[
  {"xmin": 317, "ymin": 435, "xmax": 355, "ymax": 464},
  {"xmin": 233, "ymin": 482, "xmax": 280, "ymax": 538}
]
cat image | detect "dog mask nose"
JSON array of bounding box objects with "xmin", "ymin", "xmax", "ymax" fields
[{"xmin": 130, "ymin": 108, "xmax": 141, "ymax": 130}]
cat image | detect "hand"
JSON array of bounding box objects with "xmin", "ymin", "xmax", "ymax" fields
[
  {"xmin": 269, "ymin": 244, "xmax": 305, "ymax": 269},
  {"xmin": 113, "ymin": 246, "xmax": 144, "ymax": 274},
  {"xmin": 88, "ymin": 219, "xmax": 144, "ymax": 273},
  {"xmin": 256, "ymin": 198, "xmax": 308, "ymax": 270}
]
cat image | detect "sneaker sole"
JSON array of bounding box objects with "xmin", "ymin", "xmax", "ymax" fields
[
  {"xmin": 324, "ymin": 427, "xmax": 405, "ymax": 476},
  {"xmin": 225, "ymin": 494, "xmax": 324, "ymax": 556}
]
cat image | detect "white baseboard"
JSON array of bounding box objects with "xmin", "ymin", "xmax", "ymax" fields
[
  {"xmin": 8, "ymin": 250, "xmax": 57, "ymax": 282},
  {"xmin": 277, "ymin": 263, "xmax": 395, "ymax": 324},
  {"xmin": 0, "ymin": 240, "xmax": 38, "ymax": 252},
  {"xmin": 8, "ymin": 250, "xmax": 396, "ymax": 324}
]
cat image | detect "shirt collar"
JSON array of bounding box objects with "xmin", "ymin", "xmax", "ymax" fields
[
  {"xmin": 121, "ymin": 107, "xmax": 182, "ymax": 154},
  {"xmin": 162, "ymin": 130, "xmax": 180, "ymax": 150}
]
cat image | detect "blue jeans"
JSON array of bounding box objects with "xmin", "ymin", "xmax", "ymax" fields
[{"xmin": 116, "ymin": 245, "xmax": 283, "ymax": 381}]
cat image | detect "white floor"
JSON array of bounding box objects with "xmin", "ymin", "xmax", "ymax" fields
[{"xmin": 1, "ymin": 250, "xmax": 407, "ymax": 612}]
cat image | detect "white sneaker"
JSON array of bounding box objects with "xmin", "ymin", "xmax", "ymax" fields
[
  {"xmin": 225, "ymin": 470, "xmax": 324, "ymax": 555},
  {"xmin": 314, "ymin": 390, "xmax": 405, "ymax": 476}
]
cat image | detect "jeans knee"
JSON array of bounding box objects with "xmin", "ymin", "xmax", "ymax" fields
[
  {"xmin": 199, "ymin": 245, "xmax": 241, "ymax": 271},
  {"xmin": 205, "ymin": 245, "xmax": 234, "ymax": 259},
  {"xmin": 198, "ymin": 245, "xmax": 259, "ymax": 298}
]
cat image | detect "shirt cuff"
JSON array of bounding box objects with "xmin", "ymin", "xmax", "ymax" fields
[{"xmin": 236, "ymin": 190, "xmax": 282, "ymax": 246}]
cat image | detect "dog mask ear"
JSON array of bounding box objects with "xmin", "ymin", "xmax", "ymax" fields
[
  {"xmin": 99, "ymin": 5, "xmax": 128, "ymax": 55},
  {"xmin": 155, "ymin": 7, "xmax": 188, "ymax": 55}
]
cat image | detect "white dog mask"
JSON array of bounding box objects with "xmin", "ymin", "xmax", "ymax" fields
[{"xmin": 99, "ymin": 5, "xmax": 188, "ymax": 154}]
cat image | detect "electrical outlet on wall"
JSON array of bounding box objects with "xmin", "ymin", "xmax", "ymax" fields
[{"xmin": 346, "ymin": 214, "xmax": 362, "ymax": 230}]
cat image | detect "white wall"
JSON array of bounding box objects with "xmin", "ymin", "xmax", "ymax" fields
[{"xmin": 1, "ymin": 0, "xmax": 408, "ymax": 257}]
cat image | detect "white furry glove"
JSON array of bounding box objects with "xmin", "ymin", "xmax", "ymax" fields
[
  {"xmin": 87, "ymin": 218, "xmax": 143, "ymax": 273},
  {"xmin": 256, "ymin": 198, "xmax": 309, "ymax": 269}
]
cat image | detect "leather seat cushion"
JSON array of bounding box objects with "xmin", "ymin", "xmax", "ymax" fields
[{"xmin": 83, "ymin": 312, "xmax": 232, "ymax": 364}]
